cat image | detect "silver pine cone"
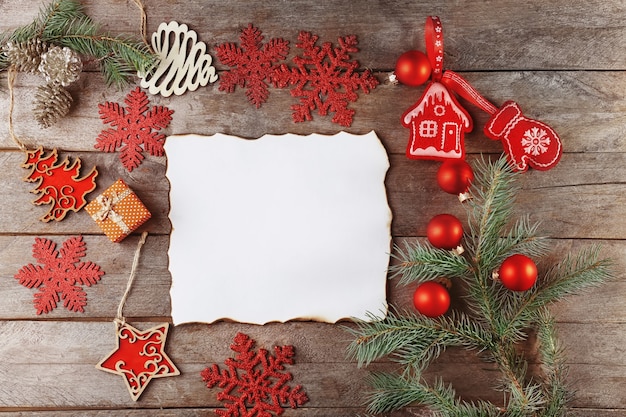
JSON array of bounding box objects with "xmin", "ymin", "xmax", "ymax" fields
[
  {"xmin": 3, "ymin": 38, "xmax": 49, "ymax": 73},
  {"xmin": 38, "ymin": 46, "xmax": 82, "ymax": 87},
  {"xmin": 33, "ymin": 83, "xmax": 73, "ymax": 128}
]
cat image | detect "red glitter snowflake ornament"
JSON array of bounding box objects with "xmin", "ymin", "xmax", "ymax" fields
[
  {"xmin": 95, "ymin": 87, "xmax": 174, "ymax": 172},
  {"xmin": 14, "ymin": 236, "xmax": 104, "ymax": 314},
  {"xmin": 216, "ymin": 24, "xmax": 289, "ymax": 108},
  {"xmin": 201, "ymin": 333, "xmax": 309, "ymax": 417},
  {"xmin": 272, "ymin": 31, "xmax": 379, "ymax": 127}
]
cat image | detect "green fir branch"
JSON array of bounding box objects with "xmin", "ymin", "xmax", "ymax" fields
[
  {"xmin": 390, "ymin": 241, "xmax": 472, "ymax": 285},
  {"xmin": 535, "ymin": 309, "xmax": 570, "ymax": 417},
  {"xmin": 466, "ymin": 156, "xmax": 520, "ymax": 272},
  {"xmin": 367, "ymin": 373, "xmax": 504, "ymax": 416},
  {"xmin": 8, "ymin": 0, "xmax": 83, "ymax": 43},
  {"xmin": 347, "ymin": 155, "xmax": 614, "ymax": 416},
  {"xmin": 2, "ymin": 0, "xmax": 156, "ymax": 88},
  {"xmin": 533, "ymin": 245, "xmax": 613, "ymax": 307},
  {"xmin": 346, "ymin": 310, "xmax": 492, "ymax": 370}
]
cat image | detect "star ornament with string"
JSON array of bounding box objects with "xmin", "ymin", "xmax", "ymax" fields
[{"xmin": 96, "ymin": 321, "xmax": 180, "ymax": 401}]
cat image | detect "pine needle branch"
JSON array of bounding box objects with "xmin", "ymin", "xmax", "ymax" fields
[
  {"xmin": 1, "ymin": 0, "xmax": 156, "ymax": 88},
  {"xmin": 535, "ymin": 309, "xmax": 570, "ymax": 417},
  {"xmin": 367, "ymin": 373, "xmax": 505, "ymax": 416},
  {"xmin": 466, "ymin": 156, "xmax": 520, "ymax": 272},
  {"xmin": 346, "ymin": 310, "xmax": 492, "ymax": 370},
  {"xmin": 347, "ymin": 155, "xmax": 614, "ymax": 416},
  {"xmin": 390, "ymin": 241, "xmax": 472, "ymax": 285}
]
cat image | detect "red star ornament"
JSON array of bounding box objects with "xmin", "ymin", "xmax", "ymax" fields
[{"xmin": 96, "ymin": 321, "xmax": 180, "ymax": 401}]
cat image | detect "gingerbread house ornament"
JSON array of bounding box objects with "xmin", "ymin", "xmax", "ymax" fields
[{"xmin": 402, "ymin": 81, "xmax": 473, "ymax": 161}]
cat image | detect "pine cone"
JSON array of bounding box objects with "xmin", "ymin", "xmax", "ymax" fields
[
  {"xmin": 3, "ymin": 38, "xmax": 49, "ymax": 73},
  {"xmin": 38, "ymin": 46, "xmax": 82, "ymax": 87},
  {"xmin": 33, "ymin": 83, "xmax": 73, "ymax": 128}
]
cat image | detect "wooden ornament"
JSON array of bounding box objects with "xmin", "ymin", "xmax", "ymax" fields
[
  {"xmin": 139, "ymin": 21, "xmax": 218, "ymax": 97},
  {"xmin": 96, "ymin": 233, "xmax": 179, "ymax": 401},
  {"xmin": 22, "ymin": 147, "xmax": 98, "ymax": 222},
  {"xmin": 96, "ymin": 321, "xmax": 180, "ymax": 401}
]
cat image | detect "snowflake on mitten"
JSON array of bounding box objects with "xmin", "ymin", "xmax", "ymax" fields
[
  {"xmin": 272, "ymin": 31, "xmax": 379, "ymax": 127},
  {"xmin": 201, "ymin": 333, "xmax": 309, "ymax": 417},
  {"xmin": 14, "ymin": 236, "xmax": 104, "ymax": 314},
  {"xmin": 95, "ymin": 87, "xmax": 174, "ymax": 172},
  {"xmin": 216, "ymin": 24, "xmax": 289, "ymax": 108}
]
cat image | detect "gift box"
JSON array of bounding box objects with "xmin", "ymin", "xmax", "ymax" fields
[{"xmin": 85, "ymin": 179, "xmax": 151, "ymax": 243}]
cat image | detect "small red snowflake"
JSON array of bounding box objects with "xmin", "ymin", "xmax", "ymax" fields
[
  {"xmin": 272, "ymin": 31, "xmax": 379, "ymax": 127},
  {"xmin": 201, "ymin": 333, "xmax": 309, "ymax": 417},
  {"xmin": 95, "ymin": 87, "xmax": 174, "ymax": 172},
  {"xmin": 15, "ymin": 236, "xmax": 104, "ymax": 314},
  {"xmin": 216, "ymin": 24, "xmax": 290, "ymax": 108}
]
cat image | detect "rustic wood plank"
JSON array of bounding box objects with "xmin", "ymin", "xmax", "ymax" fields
[
  {"xmin": 1, "ymin": 71, "xmax": 624, "ymax": 154},
  {"xmin": 0, "ymin": 151, "xmax": 623, "ymax": 238},
  {"xmin": 4, "ymin": 408, "xmax": 626, "ymax": 417},
  {"xmin": 3, "ymin": 0, "xmax": 622, "ymax": 70},
  {"xmin": 0, "ymin": 0, "xmax": 624, "ymax": 415},
  {"xmin": 1, "ymin": 357, "xmax": 625, "ymax": 409},
  {"xmin": 1, "ymin": 235, "xmax": 624, "ymax": 321},
  {"xmin": 0, "ymin": 152, "xmax": 169, "ymax": 235},
  {"xmin": 0, "ymin": 235, "xmax": 171, "ymax": 319}
]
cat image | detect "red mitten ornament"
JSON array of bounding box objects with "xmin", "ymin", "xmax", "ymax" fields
[
  {"xmin": 401, "ymin": 17, "xmax": 472, "ymax": 161},
  {"xmin": 484, "ymin": 101, "xmax": 562, "ymax": 171}
]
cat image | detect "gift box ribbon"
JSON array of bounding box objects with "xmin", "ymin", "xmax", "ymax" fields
[{"xmin": 92, "ymin": 189, "xmax": 132, "ymax": 234}]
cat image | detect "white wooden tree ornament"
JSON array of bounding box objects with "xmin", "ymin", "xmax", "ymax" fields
[{"xmin": 140, "ymin": 21, "xmax": 218, "ymax": 97}]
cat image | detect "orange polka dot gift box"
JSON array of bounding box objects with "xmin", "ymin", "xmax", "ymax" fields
[{"xmin": 85, "ymin": 179, "xmax": 151, "ymax": 243}]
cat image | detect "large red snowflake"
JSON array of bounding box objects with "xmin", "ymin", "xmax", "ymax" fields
[
  {"xmin": 14, "ymin": 236, "xmax": 104, "ymax": 314},
  {"xmin": 201, "ymin": 333, "xmax": 309, "ymax": 417},
  {"xmin": 272, "ymin": 31, "xmax": 379, "ymax": 127},
  {"xmin": 95, "ymin": 87, "xmax": 174, "ymax": 172},
  {"xmin": 216, "ymin": 24, "xmax": 289, "ymax": 108}
]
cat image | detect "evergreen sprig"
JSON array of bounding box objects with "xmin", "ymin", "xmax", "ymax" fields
[
  {"xmin": 347, "ymin": 156, "xmax": 614, "ymax": 416},
  {"xmin": 1, "ymin": 0, "xmax": 156, "ymax": 88}
]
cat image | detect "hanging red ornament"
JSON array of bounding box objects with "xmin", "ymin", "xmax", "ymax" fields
[
  {"xmin": 496, "ymin": 254, "xmax": 538, "ymax": 291},
  {"xmin": 427, "ymin": 214, "xmax": 464, "ymax": 252},
  {"xmin": 401, "ymin": 17, "xmax": 473, "ymax": 162},
  {"xmin": 436, "ymin": 159, "xmax": 474, "ymax": 200},
  {"xmin": 413, "ymin": 281, "xmax": 450, "ymax": 317},
  {"xmin": 394, "ymin": 50, "xmax": 431, "ymax": 87}
]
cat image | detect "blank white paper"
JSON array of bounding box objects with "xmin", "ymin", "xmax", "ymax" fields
[{"xmin": 166, "ymin": 131, "xmax": 391, "ymax": 325}]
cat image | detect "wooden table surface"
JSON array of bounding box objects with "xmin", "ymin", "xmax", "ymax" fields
[{"xmin": 1, "ymin": 0, "xmax": 625, "ymax": 415}]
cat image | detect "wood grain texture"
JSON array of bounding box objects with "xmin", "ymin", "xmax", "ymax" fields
[{"xmin": 0, "ymin": 0, "xmax": 624, "ymax": 415}]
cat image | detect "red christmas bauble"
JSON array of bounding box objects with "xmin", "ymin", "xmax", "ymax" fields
[
  {"xmin": 437, "ymin": 160, "xmax": 474, "ymax": 196},
  {"xmin": 427, "ymin": 214, "xmax": 463, "ymax": 250},
  {"xmin": 413, "ymin": 281, "xmax": 450, "ymax": 317},
  {"xmin": 395, "ymin": 50, "xmax": 432, "ymax": 87},
  {"xmin": 498, "ymin": 254, "xmax": 538, "ymax": 291}
]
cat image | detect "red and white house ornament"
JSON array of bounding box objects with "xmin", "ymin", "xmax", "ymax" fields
[
  {"xmin": 399, "ymin": 16, "xmax": 563, "ymax": 171},
  {"xmin": 402, "ymin": 17, "xmax": 472, "ymax": 161}
]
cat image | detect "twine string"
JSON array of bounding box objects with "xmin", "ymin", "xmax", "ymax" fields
[
  {"xmin": 132, "ymin": 0, "xmax": 149, "ymax": 47},
  {"xmin": 6, "ymin": 67, "xmax": 28, "ymax": 152},
  {"xmin": 115, "ymin": 231, "xmax": 149, "ymax": 324}
]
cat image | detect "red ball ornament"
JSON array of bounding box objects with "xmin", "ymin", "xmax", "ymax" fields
[
  {"xmin": 497, "ymin": 254, "xmax": 538, "ymax": 292},
  {"xmin": 427, "ymin": 214, "xmax": 464, "ymax": 251},
  {"xmin": 413, "ymin": 281, "xmax": 450, "ymax": 317},
  {"xmin": 394, "ymin": 50, "xmax": 432, "ymax": 87},
  {"xmin": 437, "ymin": 160, "xmax": 474, "ymax": 198}
]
